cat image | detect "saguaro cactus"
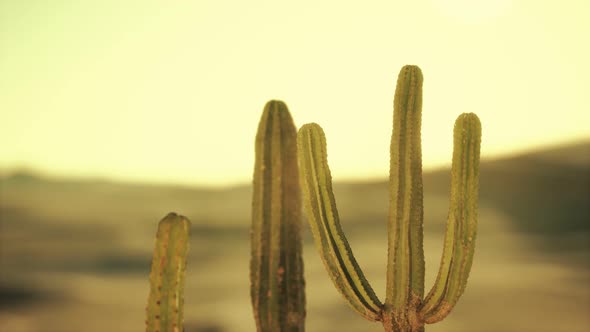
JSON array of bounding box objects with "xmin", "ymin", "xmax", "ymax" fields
[
  {"xmin": 250, "ymin": 100, "xmax": 306, "ymax": 331},
  {"xmin": 146, "ymin": 212, "xmax": 191, "ymax": 332},
  {"xmin": 297, "ymin": 65, "xmax": 481, "ymax": 332}
]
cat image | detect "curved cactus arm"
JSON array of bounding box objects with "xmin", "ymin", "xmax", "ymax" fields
[
  {"xmin": 382, "ymin": 65, "xmax": 426, "ymax": 332},
  {"xmin": 250, "ymin": 100, "xmax": 305, "ymax": 332},
  {"xmin": 297, "ymin": 123, "xmax": 383, "ymax": 322},
  {"xmin": 419, "ymin": 113, "xmax": 481, "ymax": 324},
  {"xmin": 146, "ymin": 212, "xmax": 191, "ymax": 332}
]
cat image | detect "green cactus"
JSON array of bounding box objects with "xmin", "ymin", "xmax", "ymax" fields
[
  {"xmin": 297, "ymin": 65, "xmax": 481, "ymax": 332},
  {"xmin": 250, "ymin": 100, "xmax": 306, "ymax": 332},
  {"xmin": 146, "ymin": 212, "xmax": 191, "ymax": 332}
]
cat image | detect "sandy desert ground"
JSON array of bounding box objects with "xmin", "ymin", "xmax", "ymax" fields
[{"xmin": 0, "ymin": 141, "xmax": 588, "ymax": 332}]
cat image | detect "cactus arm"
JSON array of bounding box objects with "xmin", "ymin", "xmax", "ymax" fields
[
  {"xmin": 250, "ymin": 100, "xmax": 305, "ymax": 332},
  {"xmin": 146, "ymin": 212, "xmax": 190, "ymax": 332},
  {"xmin": 382, "ymin": 65, "xmax": 426, "ymax": 332},
  {"xmin": 297, "ymin": 123, "xmax": 383, "ymax": 321},
  {"xmin": 419, "ymin": 113, "xmax": 481, "ymax": 324}
]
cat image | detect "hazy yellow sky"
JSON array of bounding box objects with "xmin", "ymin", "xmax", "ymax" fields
[{"xmin": 1, "ymin": 0, "xmax": 588, "ymax": 186}]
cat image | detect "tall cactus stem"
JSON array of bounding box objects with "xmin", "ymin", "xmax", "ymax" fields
[
  {"xmin": 250, "ymin": 100, "xmax": 306, "ymax": 332},
  {"xmin": 383, "ymin": 65, "xmax": 426, "ymax": 332},
  {"xmin": 146, "ymin": 212, "xmax": 191, "ymax": 332}
]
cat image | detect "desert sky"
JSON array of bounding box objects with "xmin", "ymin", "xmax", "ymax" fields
[{"xmin": 1, "ymin": 0, "xmax": 588, "ymax": 186}]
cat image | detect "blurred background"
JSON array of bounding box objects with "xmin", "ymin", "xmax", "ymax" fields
[{"xmin": 1, "ymin": 1, "xmax": 589, "ymax": 331}]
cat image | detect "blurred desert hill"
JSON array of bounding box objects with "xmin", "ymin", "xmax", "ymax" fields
[
  {"xmin": 427, "ymin": 139, "xmax": 590, "ymax": 241},
  {"xmin": 0, "ymin": 140, "xmax": 589, "ymax": 332},
  {"xmin": 2, "ymin": 139, "xmax": 588, "ymax": 241}
]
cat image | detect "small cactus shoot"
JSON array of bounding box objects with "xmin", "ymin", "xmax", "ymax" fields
[
  {"xmin": 146, "ymin": 212, "xmax": 191, "ymax": 332},
  {"xmin": 297, "ymin": 65, "xmax": 482, "ymax": 332},
  {"xmin": 250, "ymin": 100, "xmax": 306, "ymax": 331}
]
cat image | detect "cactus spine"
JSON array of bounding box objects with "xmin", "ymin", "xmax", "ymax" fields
[
  {"xmin": 146, "ymin": 212, "xmax": 191, "ymax": 332},
  {"xmin": 250, "ymin": 100, "xmax": 306, "ymax": 331},
  {"xmin": 297, "ymin": 65, "xmax": 481, "ymax": 332}
]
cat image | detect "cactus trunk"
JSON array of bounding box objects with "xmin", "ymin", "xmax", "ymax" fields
[{"xmin": 250, "ymin": 100, "xmax": 306, "ymax": 332}]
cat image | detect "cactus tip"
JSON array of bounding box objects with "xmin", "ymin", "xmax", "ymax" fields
[
  {"xmin": 264, "ymin": 100, "xmax": 289, "ymax": 114},
  {"xmin": 398, "ymin": 65, "xmax": 423, "ymax": 81},
  {"xmin": 298, "ymin": 123, "xmax": 323, "ymax": 136},
  {"xmin": 455, "ymin": 112, "xmax": 481, "ymax": 128}
]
